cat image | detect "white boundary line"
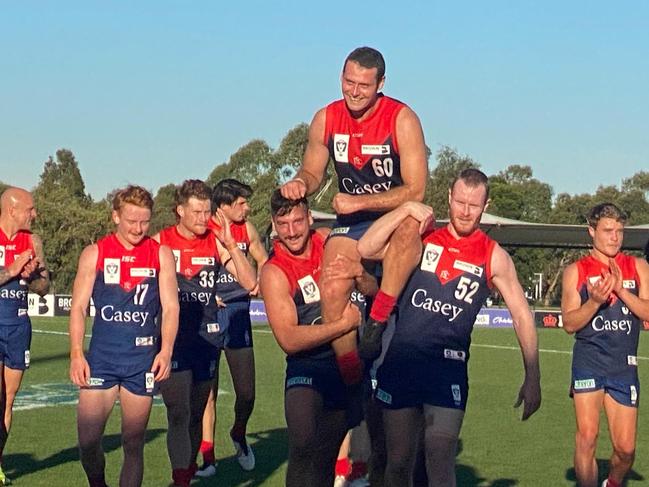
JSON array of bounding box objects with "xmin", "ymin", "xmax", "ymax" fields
[{"xmin": 32, "ymin": 329, "xmax": 649, "ymax": 361}]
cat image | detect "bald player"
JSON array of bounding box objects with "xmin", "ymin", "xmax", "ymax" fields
[{"xmin": 0, "ymin": 187, "xmax": 49, "ymax": 486}]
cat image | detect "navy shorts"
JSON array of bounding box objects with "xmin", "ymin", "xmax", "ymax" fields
[
  {"xmin": 86, "ymin": 354, "xmax": 158, "ymax": 396},
  {"xmin": 0, "ymin": 322, "xmax": 31, "ymax": 370},
  {"xmin": 571, "ymin": 367, "xmax": 640, "ymax": 407},
  {"xmin": 375, "ymin": 348, "xmax": 469, "ymax": 411},
  {"xmin": 327, "ymin": 219, "xmax": 374, "ymax": 242},
  {"xmin": 171, "ymin": 333, "xmax": 221, "ymax": 382},
  {"xmin": 285, "ymin": 355, "xmax": 349, "ymax": 411},
  {"xmin": 222, "ymin": 301, "xmax": 253, "ymax": 349}
]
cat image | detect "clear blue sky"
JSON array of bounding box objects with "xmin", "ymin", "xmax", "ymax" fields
[{"xmin": 1, "ymin": 1, "xmax": 647, "ymax": 200}]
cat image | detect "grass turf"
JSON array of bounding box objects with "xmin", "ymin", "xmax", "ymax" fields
[{"xmin": 4, "ymin": 317, "xmax": 649, "ymax": 486}]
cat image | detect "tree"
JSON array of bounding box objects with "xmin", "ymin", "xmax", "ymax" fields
[
  {"xmin": 151, "ymin": 183, "xmax": 177, "ymax": 234},
  {"xmin": 32, "ymin": 150, "xmax": 111, "ymax": 292},
  {"xmin": 426, "ymin": 146, "xmax": 479, "ymax": 219}
]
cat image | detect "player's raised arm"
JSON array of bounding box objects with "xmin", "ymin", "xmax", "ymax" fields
[
  {"xmin": 26, "ymin": 233, "xmax": 50, "ymax": 296},
  {"xmin": 69, "ymin": 244, "xmax": 98, "ymax": 387},
  {"xmin": 281, "ymin": 109, "xmax": 329, "ymax": 200},
  {"xmin": 213, "ymin": 209, "xmax": 257, "ymax": 292},
  {"xmin": 490, "ymin": 243, "xmax": 541, "ymax": 420}
]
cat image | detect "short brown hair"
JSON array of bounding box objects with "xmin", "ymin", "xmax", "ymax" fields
[
  {"xmin": 112, "ymin": 185, "xmax": 154, "ymax": 212},
  {"xmin": 587, "ymin": 203, "xmax": 627, "ymax": 228},
  {"xmin": 175, "ymin": 179, "xmax": 212, "ymax": 207},
  {"xmin": 450, "ymin": 168, "xmax": 490, "ymax": 202},
  {"xmin": 344, "ymin": 47, "xmax": 385, "ymax": 81}
]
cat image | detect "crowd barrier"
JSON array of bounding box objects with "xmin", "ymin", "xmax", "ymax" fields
[{"xmin": 27, "ymin": 294, "xmax": 649, "ymax": 330}]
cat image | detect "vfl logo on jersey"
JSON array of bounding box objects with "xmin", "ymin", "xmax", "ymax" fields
[
  {"xmin": 628, "ymin": 355, "xmax": 638, "ymax": 366},
  {"xmin": 207, "ymin": 322, "xmax": 220, "ymax": 334},
  {"xmin": 0, "ymin": 246, "xmax": 5, "ymax": 266},
  {"xmin": 622, "ymin": 306, "xmax": 630, "ymax": 315},
  {"xmin": 131, "ymin": 267, "xmax": 156, "ymax": 278},
  {"xmin": 298, "ymin": 275, "xmax": 320, "ymax": 304},
  {"xmin": 421, "ymin": 243, "xmax": 443, "ymax": 273},
  {"xmin": 237, "ymin": 242, "xmax": 248, "ymax": 251},
  {"xmin": 104, "ymin": 258, "xmax": 121, "ymax": 284},
  {"xmin": 453, "ymin": 260, "xmax": 483, "ymax": 277},
  {"xmin": 172, "ymin": 250, "xmax": 181, "ymax": 273},
  {"xmin": 623, "ymin": 280, "xmax": 636, "ymax": 289},
  {"xmin": 361, "ymin": 145, "xmax": 390, "ymax": 155},
  {"xmin": 333, "ymin": 134, "xmax": 350, "ymax": 163},
  {"xmin": 192, "ymin": 257, "xmax": 215, "ymax": 266}
]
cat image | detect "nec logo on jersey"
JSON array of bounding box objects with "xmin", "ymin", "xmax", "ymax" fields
[
  {"xmin": 192, "ymin": 257, "xmax": 215, "ymax": 266},
  {"xmin": 453, "ymin": 260, "xmax": 483, "ymax": 277},
  {"xmin": 361, "ymin": 145, "xmax": 390, "ymax": 155},
  {"xmin": 623, "ymin": 280, "xmax": 636, "ymax": 289},
  {"xmin": 104, "ymin": 258, "xmax": 121, "ymax": 284},
  {"xmin": 0, "ymin": 246, "xmax": 5, "ymax": 266},
  {"xmin": 298, "ymin": 275, "xmax": 320, "ymax": 304},
  {"xmin": 333, "ymin": 134, "xmax": 350, "ymax": 163},
  {"xmin": 237, "ymin": 242, "xmax": 248, "ymax": 251},
  {"xmin": 131, "ymin": 268, "xmax": 156, "ymax": 278},
  {"xmin": 421, "ymin": 243, "xmax": 443, "ymax": 273}
]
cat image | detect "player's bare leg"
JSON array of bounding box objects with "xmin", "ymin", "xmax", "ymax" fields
[
  {"xmin": 383, "ymin": 407, "xmax": 421, "ymax": 487},
  {"xmin": 118, "ymin": 387, "xmax": 153, "ymax": 487},
  {"xmin": 320, "ymin": 237, "xmax": 361, "ymax": 384},
  {"xmin": 77, "ymin": 387, "xmax": 119, "ymax": 487},
  {"xmin": 0, "ymin": 365, "xmax": 25, "ymax": 468},
  {"xmin": 160, "ymin": 370, "xmax": 193, "ymax": 484},
  {"xmin": 604, "ymin": 394, "xmax": 637, "ymax": 486},
  {"xmin": 423, "ymin": 405, "xmax": 464, "ymax": 487},
  {"xmin": 225, "ymin": 347, "xmax": 256, "ymax": 470},
  {"xmin": 574, "ymin": 391, "xmax": 604, "ymax": 487},
  {"xmin": 360, "ymin": 217, "xmax": 422, "ymax": 361},
  {"xmin": 285, "ymin": 387, "xmax": 347, "ymax": 487}
]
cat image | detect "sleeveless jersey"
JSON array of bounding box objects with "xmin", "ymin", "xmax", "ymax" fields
[
  {"xmin": 266, "ymin": 231, "xmax": 331, "ymax": 359},
  {"xmin": 391, "ymin": 227, "xmax": 496, "ymax": 358},
  {"xmin": 324, "ymin": 95, "xmax": 406, "ymax": 224},
  {"xmin": 158, "ymin": 226, "xmax": 221, "ymax": 337},
  {"xmin": 208, "ymin": 218, "xmax": 251, "ymax": 303},
  {"xmin": 89, "ymin": 234, "xmax": 161, "ymax": 362},
  {"xmin": 0, "ymin": 229, "xmax": 34, "ymax": 325},
  {"xmin": 572, "ymin": 253, "xmax": 641, "ymax": 378}
]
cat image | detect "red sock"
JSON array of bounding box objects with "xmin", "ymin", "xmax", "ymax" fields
[
  {"xmin": 335, "ymin": 457, "xmax": 351, "ymax": 476},
  {"xmin": 347, "ymin": 460, "xmax": 368, "ymax": 480},
  {"xmin": 336, "ymin": 350, "xmax": 363, "ymax": 385},
  {"xmin": 200, "ymin": 440, "xmax": 215, "ymax": 464},
  {"xmin": 172, "ymin": 467, "xmax": 192, "ymax": 487},
  {"xmin": 369, "ymin": 291, "xmax": 397, "ymax": 323},
  {"xmin": 606, "ymin": 478, "xmax": 621, "ymax": 487}
]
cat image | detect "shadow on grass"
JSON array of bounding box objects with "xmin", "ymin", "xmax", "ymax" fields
[
  {"xmin": 564, "ymin": 458, "xmax": 644, "ymax": 485},
  {"xmin": 4, "ymin": 428, "xmax": 165, "ymax": 481},
  {"xmin": 193, "ymin": 427, "xmax": 289, "ymax": 487}
]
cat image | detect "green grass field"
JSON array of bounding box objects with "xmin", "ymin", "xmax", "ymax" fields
[{"xmin": 5, "ymin": 318, "xmax": 649, "ymax": 486}]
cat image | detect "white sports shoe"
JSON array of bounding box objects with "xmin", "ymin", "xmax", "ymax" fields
[
  {"xmin": 194, "ymin": 462, "xmax": 217, "ymax": 478},
  {"xmin": 333, "ymin": 475, "xmax": 347, "ymax": 487},
  {"xmin": 232, "ymin": 437, "xmax": 255, "ymax": 471}
]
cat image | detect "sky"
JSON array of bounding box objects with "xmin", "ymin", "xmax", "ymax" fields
[{"xmin": 1, "ymin": 1, "xmax": 647, "ymax": 200}]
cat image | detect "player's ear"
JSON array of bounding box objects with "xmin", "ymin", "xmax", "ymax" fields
[
  {"xmin": 377, "ymin": 76, "xmax": 385, "ymax": 92},
  {"xmin": 176, "ymin": 205, "xmax": 185, "ymax": 218},
  {"xmin": 483, "ymin": 198, "xmax": 491, "ymax": 212},
  {"xmin": 308, "ymin": 210, "xmax": 314, "ymax": 227},
  {"xmin": 111, "ymin": 210, "xmax": 120, "ymax": 225},
  {"xmin": 588, "ymin": 225, "xmax": 595, "ymax": 239}
]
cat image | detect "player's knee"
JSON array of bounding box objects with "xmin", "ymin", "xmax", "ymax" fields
[
  {"xmin": 575, "ymin": 428, "xmax": 598, "ymax": 450},
  {"xmin": 613, "ymin": 442, "xmax": 635, "ymax": 465},
  {"xmin": 166, "ymin": 403, "xmax": 191, "ymax": 428},
  {"xmin": 121, "ymin": 428, "xmax": 146, "ymax": 454},
  {"xmin": 321, "ymin": 278, "xmax": 351, "ymax": 306}
]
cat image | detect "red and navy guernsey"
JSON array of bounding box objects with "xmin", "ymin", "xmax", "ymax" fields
[{"xmin": 0, "ymin": 229, "xmax": 34, "ymax": 325}]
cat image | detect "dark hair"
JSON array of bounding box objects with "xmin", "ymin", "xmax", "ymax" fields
[
  {"xmin": 212, "ymin": 178, "xmax": 253, "ymax": 210},
  {"xmin": 175, "ymin": 179, "xmax": 212, "ymax": 207},
  {"xmin": 450, "ymin": 168, "xmax": 490, "ymax": 202},
  {"xmin": 344, "ymin": 47, "xmax": 385, "ymax": 81},
  {"xmin": 112, "ymin": 185, "xmax": 154, "ymax": 212},
  {"xmin": 586, "ymin": 203, "xmax": 627, "ymax": 228},
  {"xmin": 270, "ymin": 189, "xmax": 308, "ymax": 217}
]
